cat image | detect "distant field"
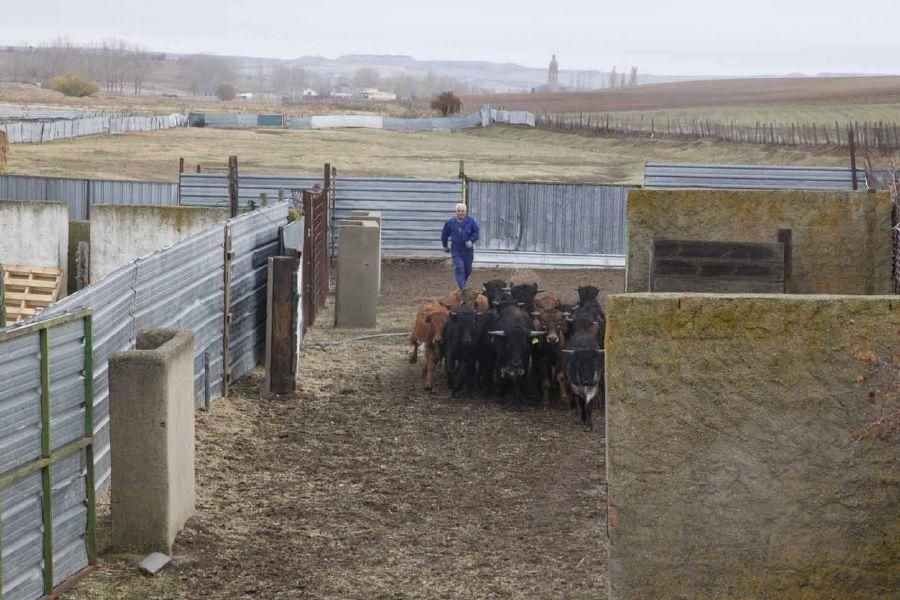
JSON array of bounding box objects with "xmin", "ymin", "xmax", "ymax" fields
[
  {"xmin": 2, "ymin": 125, "xmax": 865, "ymax": 185},
  {"xmin": 556, "ymin": 103, "xmax": 900, "ymax": 128},
  {"xmin": 463, "ymin": 76, "xmax": 900, "ymax": 114}
]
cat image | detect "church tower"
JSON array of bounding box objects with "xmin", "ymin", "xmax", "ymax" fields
[{"xmin": 548, "ymin": 54, "xmax": 559, "ymax": 92}]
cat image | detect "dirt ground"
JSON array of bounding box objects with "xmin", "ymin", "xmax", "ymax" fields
[{"xmin": 64, "ymin": 260, "xmax": 623, "ymax": 599}]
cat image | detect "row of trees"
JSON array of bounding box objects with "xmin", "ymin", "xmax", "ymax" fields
[
  {"xmin": 1, "ymin": 38, "xmax": 487, "ymax": 100},
  {"xmin": 4, "ymin": 37, "xmax": 162, "ymax": 95},
  {"xmin": 607, "ymin": 66, "xmax": 639, "ymax": 89}
]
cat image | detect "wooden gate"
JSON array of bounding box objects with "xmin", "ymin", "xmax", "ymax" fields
[{"xmin": 302, "ymin": 188, "xmax": 329, "ymax": 332}]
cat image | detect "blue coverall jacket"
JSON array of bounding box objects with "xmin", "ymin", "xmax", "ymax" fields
[{"xmin": 441, "ymin": 216, "xmax": 480, "ymax": 289}]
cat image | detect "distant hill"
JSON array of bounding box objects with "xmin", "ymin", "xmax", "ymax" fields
[{"xmin": 275, "ymin": 53, "xmax": 709, "ymax": 92}]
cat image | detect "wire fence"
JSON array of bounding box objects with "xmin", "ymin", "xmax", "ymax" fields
[{"xmin": 537, "ymin": 112, "xmax": 900, "ymax": 152}]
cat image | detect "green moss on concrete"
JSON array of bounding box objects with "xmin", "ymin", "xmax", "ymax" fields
[
  {"xmin": 605, "ymin": 293, "xmax": 900, "ymax": 599},
  {"xmin": 625, "ymin": 190, "xmax": 894, "ymax": 295}
]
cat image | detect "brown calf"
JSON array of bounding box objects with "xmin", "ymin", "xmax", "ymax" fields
[
  {"xmin": 441, "ymin": 288, "xmax": 490, "ymax": 312},
  {"xmin": 409, "ymin": 300, "xmax": 450, "ymax": 391},
  {"xmin": 531, "ymin": 307, "xmax": 568, "ymax": 409}
]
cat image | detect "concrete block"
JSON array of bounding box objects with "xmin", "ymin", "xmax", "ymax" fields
[
  {"xmin": 349, "ymin": 211, "xmax": 382, "ymax": 291},
  {"xmin": 138, "ymin": 552, "xmax": 171, "ymax": 576},
  {"xmin": 0, "ymin": 201, "xmax": 69, "ymax": 296},
  {"xmin": 605, "ymin": 293, "xmax": 900, "ymax": 599},
  {"xmin": 335, "ymin": 219, "xmax": 380, "ymax": 328},
  {"xmin": 109, "ymin": 328, "xmax": 196, "ymax": 554}
]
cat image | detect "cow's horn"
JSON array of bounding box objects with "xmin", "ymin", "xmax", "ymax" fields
[
  {"xmin": 488, "ymin": 330, "xmax": 505, "ymax": 337},
  {"xmin": 562, "ymin": 348, "xmax": 575, "ymax": 354},
  {"xmin": 562, "ymin": 312, "xmax": 572, "ymax": 317},
  {"xmin": 530, "ymin": 330, "xmax": 546, "ymax": 337},
  {"xmin": 594, "ymin": 349, "xmax": 605, "ymax": 355},
  {"xmin": 531, "ymin": 311, "xmax": 541, "ymax": 317},
  {"xmin": 537, "ymin": 289, "xmax": 547, "ymax": 293}
]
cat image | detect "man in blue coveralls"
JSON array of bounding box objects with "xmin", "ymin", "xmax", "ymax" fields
[{"xmin": 441, "ymin": 202, "xmax": 480, "ymax": 290}]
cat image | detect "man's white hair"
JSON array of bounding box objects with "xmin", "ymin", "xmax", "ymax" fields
[{"xmin": 455, "ymin": 203, "xmax": 467, "ymax": 211}]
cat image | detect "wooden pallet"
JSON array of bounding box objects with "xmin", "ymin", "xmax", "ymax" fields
[{"xmin": 2, "ymin": 265, "xmax": 62, "ymax": 327}]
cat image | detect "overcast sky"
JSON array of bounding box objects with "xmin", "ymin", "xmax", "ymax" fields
[{"xmin": 3, "ymin": 0, "xmax": 896, "ymax": 76}]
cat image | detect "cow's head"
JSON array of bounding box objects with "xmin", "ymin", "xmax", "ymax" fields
[
  {"xmin": 425, "ymin": 310, "xmax": 450, "ymax": 345},
  {"xmin": 489, "ymin": 326, "xmax": 545, "ymax": 378},
  {"xmin": 482, "ymin": 279, "xmax": 509, "ymax": 308},
  {"xmin": 577, "ymin": 285, "xmax": 600, "ymax": 306},
  {"xmin": 449, "ymin": 304, "xmax": 478, "ymax": 347},
  {"xmin": 510, "ymin": 282, "xmax": 541, "ymax": 308},
  {"xmin": 531, "ymin": 308, "xmax": 566, "ymax": 346}
]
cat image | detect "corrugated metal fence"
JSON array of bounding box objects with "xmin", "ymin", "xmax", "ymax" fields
[
  {"xmin": 179, "ymin": 173, "xmax": 462, "ymax": 256},
  {"xmin": 466, "ymin": 180, "xmax": 630, "ymax": 261},
  {"xmin": 17, "ymin": 203, "xmax": 287, "ymax": 508},
  {"xmin": 0, "ymin": 311, "xmax": 97, "ymax": 600},
  {"xmin": 643, "ymin": 162, "xmax": 868, "ymax": 190},
  {"xmin": 0, "ymin": 114, "xmax": 186, "ymax": 144},
  {"xmin": 0, "ymin": 174, "xmax": 178, "ymax": 220}
]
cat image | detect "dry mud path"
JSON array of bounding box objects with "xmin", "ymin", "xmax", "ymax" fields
[{"xmin": 68, "ymin": 261, "xmax": 620, "ymax": 599}]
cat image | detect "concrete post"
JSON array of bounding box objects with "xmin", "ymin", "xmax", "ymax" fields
[
  {"xmin": 335, "ymin": 219, "xmax": 380, "ymax": 328},
  {"xmin": 108, "ymin": 328, "xmax": 196, "ymax": 554},
  {"xmin": 349, "ymin": 210, "xmax": 382, "ymax": 291}
]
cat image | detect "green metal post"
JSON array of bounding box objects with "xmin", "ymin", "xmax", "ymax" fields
[
  {"xmin": 83, "ymin": 315, "xmax": 97, "ymax": 564},
  {"xmin": 39, "ymin": 328, "xmax": 54, "ymax": 595}
]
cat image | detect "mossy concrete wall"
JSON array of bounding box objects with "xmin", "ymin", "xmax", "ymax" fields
[
  {"xmin": 91, "ymin": 205, "xmax": 228, "ymax": 281},
  {"xmin": 605, "ymin": 293, "xmax": 900, "ymax": 599},
  {"xmin": 626, "ymin": 190, "xmax": 894, "ymax": 295}
]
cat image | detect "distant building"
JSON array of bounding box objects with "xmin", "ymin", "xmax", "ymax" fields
[
  {"xmin": 361, "ymin": 88, "xmax": 397, "ymax": 101},
  {"xmin": 302, "ymin": 89, "xmax": 319, "ymax": 98},
  {"xmin": 331, "ymin": 91, "xmax": 354, "ymax": 99},
  {"xmin": 548, "ymin": 54, "xmax": 559, "ymax": 92},
  {"xmin": 236, "ymin": 92, "xmax": 254, "ymax": 100}
]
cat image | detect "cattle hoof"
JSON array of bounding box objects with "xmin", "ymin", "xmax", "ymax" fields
[{"xmin": 424, "ymin": 385, "xmax": 432, "ymax": 392}]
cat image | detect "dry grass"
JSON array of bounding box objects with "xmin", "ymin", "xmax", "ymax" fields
[
  {"xmin": 3, "ymin": 124, "xmax": 861, "ymax": 185},
  {"xmin": 63, "ymin": 261, "xmax": 619, "ymax": 599}
]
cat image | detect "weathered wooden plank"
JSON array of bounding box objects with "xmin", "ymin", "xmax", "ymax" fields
[{"xmin": 650, "ymin": 237, "xmax": 787, "ymax": 293}]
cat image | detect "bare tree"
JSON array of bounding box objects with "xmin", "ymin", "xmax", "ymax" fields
[
  {"xmin": 179, "ymin": 54, "xmax": 236, "ymax": 96},
  {"xmin": 628, "ymin": 66, "xmax": 639, "ymax": 87},
  {"xmin": 608, "ymin": 66, "xmax": 618, "ymax": 89}
]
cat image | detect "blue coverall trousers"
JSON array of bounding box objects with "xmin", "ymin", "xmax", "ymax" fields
[{"xmin": 452, "ymin": 250, "xmax": 474, "ymax": 289}]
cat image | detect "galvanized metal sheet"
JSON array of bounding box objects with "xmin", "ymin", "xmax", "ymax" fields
[
  {"xmin": 48, "ymin": 319, "xmax": 87, "ymax": 453},
  {"xmin": 0, "ymin": 471, "xmax": 44, "ymax": 600},
  {"xmin": 0, "ymin": 332, "xmax": 41, "ymax": 476},
  {"xmin": 0, "ymin": 113, "xmax": 183, "ymax": 144},
  {"xmin": 179, "ymin": 173, "xmax": 322, "ymax": 208},
  {"xmin": 0, "ymin": 175, "xmax": 178, "ymax": 220},
  {"xmin": 133, "ymin": 226, "xmax": 226, "ymax": 408},
  {"xmin": 467, "ymin": 180, "xmax": 629, "ymax": 257},
  {"xmin": 228, "ymin": 204, "xmax": 288, "ymax": 381},
  {"xmin": 50, "ymin": 450, "xmax": 89, "ymax": 587},
  {"xmin": 333, "ymin": 177, "xmax": 462, "ymax": 256},
  {"xmin": 643, "ymin": 162, "xmax": 868, "ymax": 190}
]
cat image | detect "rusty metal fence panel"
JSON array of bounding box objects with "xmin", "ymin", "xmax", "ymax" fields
[
  {"xmin": 466, "ymin": 180, "xmax": 629, "ymax": 257},
  {"xmin": 301, "ymin": 191, "xmax": 329, "ymax": 332}
]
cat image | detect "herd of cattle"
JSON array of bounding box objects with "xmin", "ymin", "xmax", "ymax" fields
[{"xmin": 409, "ymin": 281, "xmax": 606, "ymax": 430}]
